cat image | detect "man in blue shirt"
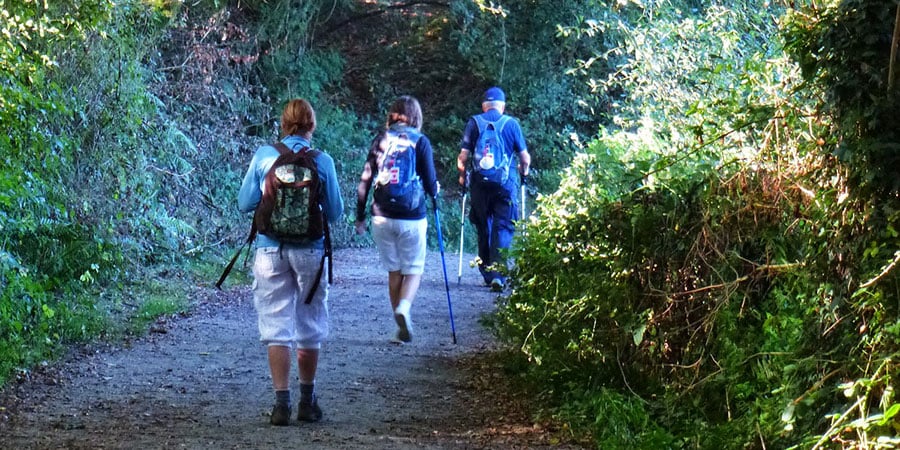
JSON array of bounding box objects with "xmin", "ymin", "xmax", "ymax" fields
[{"xmin": 456, "ymin": 87, "xmax": 531, "ymax": 292}]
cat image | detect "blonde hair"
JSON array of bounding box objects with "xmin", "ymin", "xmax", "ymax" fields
[
  {"xmin": 281, "ymin": 98, "xmax": 316, "ymax": 138},
  {"xmin": 386, "ymin": 95, "xmax": 423, "ymax": 131}
]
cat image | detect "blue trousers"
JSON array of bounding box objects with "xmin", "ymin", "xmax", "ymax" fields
[{"xmin": 468, "ymin": 180, "xmax": 518, "ymax": 284}]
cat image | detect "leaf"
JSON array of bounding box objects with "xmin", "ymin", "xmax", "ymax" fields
[
  {"xmin": 632, "ymin": 324, "xmax": 646, "ymax": 346},
  {"xmin": 877, "ymin": 404, "xmax": 900, "ymax": 425}
]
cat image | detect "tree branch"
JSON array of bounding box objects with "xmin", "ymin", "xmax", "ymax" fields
[
  {"xmin": 889, "ymin": 3, "xmax": 900, "ymax": 91},
  {"xmin": 322, "ymin": 1, "xmax": 450, "ymax": 36}
]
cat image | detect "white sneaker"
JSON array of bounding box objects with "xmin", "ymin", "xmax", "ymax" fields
[{"xmin": 393, "ymin": 300, "xmax": 413, "ymax": 343}]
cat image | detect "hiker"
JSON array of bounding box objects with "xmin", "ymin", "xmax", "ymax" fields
[
  {"xmin": 456, "ymin": 86, "xmax": 530, "ymax": 292},
  {"xmin": 237, "ymin": 98, "xmax": 344, "ymax": 426},
  {"xmin": 355, "ymin": 95, "xmax": 439, "ymax": 343}
]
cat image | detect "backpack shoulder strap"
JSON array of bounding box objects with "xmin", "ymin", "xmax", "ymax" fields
[
  {"xmin": 303, "ymin": 215, "xmax": 332, "ymax": 304},
  {"xmin": 473, "ymin": 115, "xmax": 487, "ymax": 132},
  {"xmin": 397, "ymin": 131, "xmax": 422, "ymax": 148},
  {"xmin": 274, "ymin": 142, "xmax": 320, "ymax": 160},
  {"xmin": 215, "ymin": 222, "xmax": 257, "ymax": 289},
  {"xmin": 273, "ymin": 142, "xmax": 292, "ymax": 155},
  {"xmin": 495, "ymin": 114, "xmax": 511, "ymax": 131}
]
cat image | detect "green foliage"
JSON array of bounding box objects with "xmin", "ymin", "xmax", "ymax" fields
[
  {"xmin": 489, "ymin": 0, "xmax": 900, "ymax": 447},
  {"xmin": 0, "ymin": 0, "xmax": 218, "ymax": 384},
  {"xmin": 783, "ymin": 0, "xmax": 900, "ymax": 195},
  {"xmin": 556, "ymin": 387, "xmax": 676, "ymax": 449},
  {"xmin": 0, "ymin": 254, "xmax": 108, "ymax": 385},
  {"xmin": 127, "ymin": 289, "xmax": 188, "ymax": 335},
  {"xmin": 0, "ymin": 0, "xmax": 120, "ymax": 384}
]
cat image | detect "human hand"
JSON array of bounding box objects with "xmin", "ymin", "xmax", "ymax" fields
[{"xmin": 354, "ymin": 220, "xmax": 367, "ymax": 235}]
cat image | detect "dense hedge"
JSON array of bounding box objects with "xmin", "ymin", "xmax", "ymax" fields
[{"xmin": 497, "ymin": 1, "xmax": 900, "ymax": 448}]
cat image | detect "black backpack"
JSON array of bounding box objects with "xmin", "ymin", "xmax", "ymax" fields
[{"xmin": 216, "ymin": 143, "xmax": 332, "ymax": 301}]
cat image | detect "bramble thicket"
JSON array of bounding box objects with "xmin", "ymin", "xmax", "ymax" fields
[{"xmin": 2, "ymin": 0, "xmax": 899, "ymax": 447}]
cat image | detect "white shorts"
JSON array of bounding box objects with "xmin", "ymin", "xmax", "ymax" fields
[
  {"xmin": 371, "ymin": 216, "xmax": 427, "ymax": 275},
  {"xmin": 252, "ymin": 246, "xmax": 329, "ymax": 349}
]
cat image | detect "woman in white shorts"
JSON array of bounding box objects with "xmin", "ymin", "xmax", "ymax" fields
[
  {"xmin": 238, "ymin": 99, "xmax": 344, "ymax": 425},
  {"xmin": 355, "ymin": 95, "xmax": 439, "ymax": 343}
]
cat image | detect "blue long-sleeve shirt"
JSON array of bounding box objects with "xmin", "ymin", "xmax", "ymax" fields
[{"xmin": 238, "ymin": 135, "xmax": 344, "ymax": 249}]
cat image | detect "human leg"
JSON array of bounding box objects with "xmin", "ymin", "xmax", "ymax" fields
[
  {"xmin": 268, "ymin": 345, "xmax": 293, "ymax": 390},
  {"xmin": 391, "ymin": 273, "xmax": 421, "ymax": 343},
  {"xmin": 288, "ymin": 247, "xmax": 330, "ymax": 423},
  {"xmin": 398, "ymin": 273, "xmax": 422, "ymax": 300},
  {"xmin": 296, "ymin": 347, "xmax": 322, "ymax": 422},
  {"xmin": 267, "ymin": 344, "xmax": 293, "ymax": 425},
  {"xmin": 468, "ymin": 186, "xmax": 494, "ymax": 284},
  {"xmin": 373, "ymin": 216, "xmax": 404, "ymax": 309},
  {"xmin": 252, "ymin": 247, "xmax": 300, "ymax": 425},
  {"xmin": 395, "ymin": 218, "xmax": 426, "ymax": 299},
  {"xmin": 487, "ymin": 187, "xmax": 515, "ymax": 289},
  {"xmin": 296, "ymin": 348, "xmax": 319, "ymax": 385},
  {"xmin": 388, "ymin": 271, "xmax": 403, "ymax": 310},
  {"xmin": 392, "ymin": 219, "xmax": 427, "ymax": 342}
]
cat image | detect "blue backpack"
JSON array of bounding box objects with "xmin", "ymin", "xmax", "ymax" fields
[
  {"xmin": 472, "ymin": 115, "xmax": 512, "ymax": 185},
  {"xmin": 373, "ymin": 130, "xmax": 424, "ymax": 213}
]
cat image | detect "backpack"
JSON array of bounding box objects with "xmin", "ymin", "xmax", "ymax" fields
[
  {"xmin": 254, "ymin": 143, "xmax": 324, "ymax": 243},
  {"xmin": 216, "ymin": 143, "xmax": 332, "ymax": 301},
  {"xmin": 372, "ymin": 130, "xmax": 424, "ymax": 213},
  {"xmin": 471, "ymin": 115, "xmax": 512, "ymax": 185}
]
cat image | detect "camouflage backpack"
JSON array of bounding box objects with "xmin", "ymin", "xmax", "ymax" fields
[
  {"xmin": 216, "ymin": 143, "xmax": 332, "ymax": 297},
  {"xmin": 254, "ymin": 143, "xmax": 324, "ymax": 243}
]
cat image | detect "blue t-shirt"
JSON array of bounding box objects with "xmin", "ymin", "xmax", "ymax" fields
[{"xmin": 238, "ymin": 135, "xmax": 344, "ymax": 249}]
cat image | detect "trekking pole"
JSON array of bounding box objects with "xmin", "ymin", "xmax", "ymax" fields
[
  {"xmin": 520, "ymin": 174, "xmax": 527, "ymax": 220},
  {"xmin": 457, "ymin": 188, "xmax": 467, "ymax": 286},
  {"xmin": 432, "ymin": 196, "xmax": 458, "ymax": 344}
]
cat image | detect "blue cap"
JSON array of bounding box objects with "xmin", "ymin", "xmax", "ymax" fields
[{"xmin": 483, "ymin": 87, "xmax": 506, "ymax": 103}]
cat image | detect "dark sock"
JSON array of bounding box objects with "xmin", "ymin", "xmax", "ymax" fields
[
  {"xmin": 299, "ymin": 383, "xmax": 315, "ymax": 404},
  {"xmin": 275, "ymin": 389, "xmax": 291, "ymax": 406}
]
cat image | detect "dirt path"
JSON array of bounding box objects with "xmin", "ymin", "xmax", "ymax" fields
[{"xmin": 0, "ymin": 248, "xmax": 584, "ymax": 449}]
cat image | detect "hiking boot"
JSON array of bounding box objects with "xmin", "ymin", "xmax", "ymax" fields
[
  {"xmin": 490, "ymin": 278, "xmax": 505, "ymax": 292},
  {"xmin": 297, "ymin": 397, "xmax": 323, "ymax": 423},
  {"xmin": 270, "ymin": 403, "xmax": 291, "ymax": 426}
]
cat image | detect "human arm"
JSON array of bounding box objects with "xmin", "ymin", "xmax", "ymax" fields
[
  {"xmin": 355, "ymin": 137, "xmax": 379, "ymax": 234},
  {"xmin": 316, "ymin": 152, "xmax": 344, "ymax": 224},
  {"xmin": 237, "ymin": 145, "xmax": 278, "ymax": 213},
  {"xmin": 416, "ymin": 135, "xmax": 439, "ymax": 198},
  {"xmin": 518, "ymin": 150, "xmax": 531, "ymax": 177},
  {"xmin": 457, "ymin": 117, "xmax": 478, "ymax": 187},
  {"xmin": 509, "ymin": 118, "xmax": 530, "ymax": 177},
  {"xmin": 354, "ymin": 160, "xmax": 373, "ymax": 235},
  {"xmin": 456, "ymin": 148, "xmax": 469, "ymax": 187}
]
